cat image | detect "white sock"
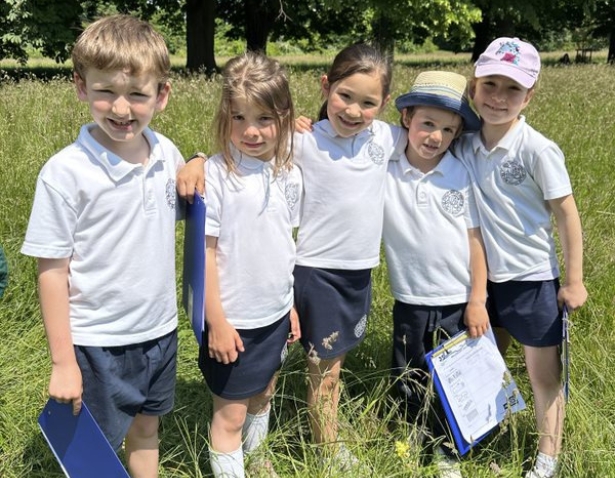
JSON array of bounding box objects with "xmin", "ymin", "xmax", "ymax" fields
[
  {"xmin": 209, "ymin": 446, "xmax": 245, "ymax": 478},
  {"xmin": 535, "ymin": 452, "xmax": 558, "ymax": 476},
  {"xmin": 242, "ymin": 406, "xmax": 270, "ymax": 454}
]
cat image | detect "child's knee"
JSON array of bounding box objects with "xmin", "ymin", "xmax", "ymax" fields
[
  {"xmin": 315, "ymin": 371, "xmax": 340, "ymax": 395},
  {"xmin": 216, "ymin": 407, "xmax": 248, "ymax": 434},
  {"xmin": 526, "ymin": 356, "xmax": 561, "ymax": 389},
  {"xmin": 128, "ymin": 414, "xmax": 159, "ymax": 440}
]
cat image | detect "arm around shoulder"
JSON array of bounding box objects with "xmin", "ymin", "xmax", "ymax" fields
[{"xmin": 176, "ymin": 153, "xmax": 207, "ymax": 202}]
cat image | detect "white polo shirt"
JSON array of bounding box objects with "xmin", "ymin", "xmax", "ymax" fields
[
  {"xmin": 21, "ymin": 124, "xmax": 184, "ymax": 346},
  {"xmin": 294, "ymin": 119, "xmax": 405, "ymax": 270},
  {"xmin": 454, "ymin": 117, "xmax": 572, "ymax": 282},
  {"xmin": 205, "ymin": 150, "xmax": 302, "ymax": 329},
  {"xmin": 383, "ymin": 150, "xmax": 479, "ymax": 305}
]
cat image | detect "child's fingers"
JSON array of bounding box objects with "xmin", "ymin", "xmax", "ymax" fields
[{"xmin": 235, "ymin": 335, "xmax": 245, "ymax": 352}]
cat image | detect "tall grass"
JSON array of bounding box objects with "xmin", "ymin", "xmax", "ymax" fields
[{"xmin": 0, "ymin": 59, "xmax": 614, "ymax": 477}]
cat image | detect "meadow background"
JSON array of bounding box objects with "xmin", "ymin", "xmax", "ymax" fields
[{"xmin": 0, "ymin": 53, "xmax": 614, "ymax": 477}]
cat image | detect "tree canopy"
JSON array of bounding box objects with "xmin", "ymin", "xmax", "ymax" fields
[{"xmin": 1, "ymin": 0, "xmax": 614, "ymax": 69}]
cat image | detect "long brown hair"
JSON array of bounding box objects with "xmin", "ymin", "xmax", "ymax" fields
[{"xmin": 215, "ymin": 52, "xmax": 294, "ymax": 175}]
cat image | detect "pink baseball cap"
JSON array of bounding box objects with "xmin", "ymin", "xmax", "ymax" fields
[{"xmin": 474, "ymin": 37, "xmax": 541, "ymax": 88}]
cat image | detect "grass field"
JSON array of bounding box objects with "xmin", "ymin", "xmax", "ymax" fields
[{"xmin": 0, "ymin": 56, "xmax": 614, "ymax": 477}]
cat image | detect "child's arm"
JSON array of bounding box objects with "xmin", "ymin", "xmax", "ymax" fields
[
  {"xmin": 205, "ymin": 236, "xmax": 245, "ymax": 364},
  {"xmin": 465, "ymin": 227, "xmax": 490, "ymax": 338},
  {"xmin": 176, "ymin": 155, "xmax": 207, "ymax": 203},
  {"xmin": 38, "ymin": 258, "xmax": 83, "ymax": 415},
  {"xmin": 549, "ymin": 194, "xmax": 588, "ymax": 310},
  {"xmin": 295, "ymin": 116, "xmax": 313, "ymax": 133}
]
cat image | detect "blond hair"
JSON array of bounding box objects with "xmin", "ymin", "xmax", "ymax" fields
[
  {"xmin": 215, "ymin": 52, "xmax": 294, "ymax": 175},
  {"xmin": 71, "ymin": 14, "xmax": 170, "ymax": 86}
]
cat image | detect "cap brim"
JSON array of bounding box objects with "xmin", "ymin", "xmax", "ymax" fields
[
  {"xmin": 474, "ymin": 64, "xmax": 536, "ymax": 88},
  {"xmin": 395, "ymin": 93, "xmax": 481, "ymax": 132}
]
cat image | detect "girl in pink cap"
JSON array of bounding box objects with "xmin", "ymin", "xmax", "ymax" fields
[{"xmin": 455, "ymin": 37, "xmax": 587, "ymax": 478}]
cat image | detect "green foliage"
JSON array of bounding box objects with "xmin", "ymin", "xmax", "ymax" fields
[
  {"xmin": 1, "ymin": 54, "xmax": 615, "ymax": 478},
  {"xmin": 0, "ymin": 0, "xmax": 82, "ymax": 63}
]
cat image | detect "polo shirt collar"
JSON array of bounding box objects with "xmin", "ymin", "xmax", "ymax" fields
[
  {"xmin": 230, "ymin": 144, "xmax": 271, "ymax": 172},
  {"xmin": 77, "ymin": 124, "xmax": 164, "ymax": 182},
  {"xmin": 401, "ymin": 150, "xmax": 455, "ymax": 176},
  {"xmin": 473, "ymin": 115, "xmax": 526, "ymax": 155},
  {"xmin": 315, "ymin": 119, "xmax": 373, "ymax": 142}
]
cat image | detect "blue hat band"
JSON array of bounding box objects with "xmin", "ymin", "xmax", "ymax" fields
[{"xmin": 395, "ymin": 92, "xmax": 481, "ymax": 132}]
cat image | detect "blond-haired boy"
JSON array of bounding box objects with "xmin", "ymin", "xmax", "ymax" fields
[{"xmin": 22, "ymin": 15, "xmax": 184, "ymax": 477}]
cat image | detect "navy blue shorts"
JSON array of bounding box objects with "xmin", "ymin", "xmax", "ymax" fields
[
  {"xmin": 487, "ymin": 279, "xmax": 562, "ymax": 347},
  {"xmin": 199, "ymin": 313, "xmax": 290, "ymax": 400},
  {"xmin": 391, "ymin": 301, "xmax": 466, "ymax": 422},
  {"xmin": 294, "ymin": 265, "xmax": 371, "ymax": 361},
  {"xmin": 75, "ymin": 329, "xmax": 178, "ymax": 451}
]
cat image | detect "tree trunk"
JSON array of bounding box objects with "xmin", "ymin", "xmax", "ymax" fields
[
  {"xmin": 471, "ymin": 13, "xmax": 515, "ymax": 62},
  {"xmin": 471, "ymin": 16, "xmax": 492, "ymax": 62},
  {"xmin": 186, "ymin": 0, "xmax": 217, "ymax": 75},
  {"xmin": 371, "ymin": 12, "xmax": 395, "ymax": 61},
  {"xmin": 608, "ymin": 29, "xmax": 615, "ymax": 64},
  {"xmin": 245, "ymin": 0, "xmax": 276, "ymax": 53}
]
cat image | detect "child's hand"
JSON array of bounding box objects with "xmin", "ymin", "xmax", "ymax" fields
[
  {"xmin": 177, "ymin": 155, "xmax": 207, "ymax": 203},
  {"xmin": 207, "ymin": 320, "xmax": 244, "ymax": 364},
  {"xmin": 295, "ymin": 116, "xmax": 313, "ymax": 133},
  {"xmin": 464, "ymin": 301, "xmax": 490, "ymax": 338},
  {"xmin": 49, "ymin": 361, "xmax": 83, "ymax": 415},
  {"xmin": 558, "ymin": 281, "xmax": 588, "ymax": 311},
  {"xmin": 287, "ymin": 307, "xmax": 301, "ymax": 344}
]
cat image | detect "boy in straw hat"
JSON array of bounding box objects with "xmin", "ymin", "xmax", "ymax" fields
[{"xmin": 383, "ymin": 71, "xmax": 489, "ymax": 477}]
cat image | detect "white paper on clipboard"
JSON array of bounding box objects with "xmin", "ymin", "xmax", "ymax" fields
[{"xmin": 429, "ymin": 328, "xmax": 526, "ymax": 443}]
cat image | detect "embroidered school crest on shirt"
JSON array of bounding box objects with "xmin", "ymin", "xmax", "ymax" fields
[
  {"xmin": 165, "ymin": 178, "xmax": 176, "ymax": 209},
  {"xmin": 354, "ymin": 314, "xmax": 367, "ymax": 338},
  {"xmin": 441, "ymin": 190, "xmax": 464, "ymax": 216},
  {"xmin": 500, "ymin": 159, "xmax": 526, "ymax": 185},
  {"xmin": 496, "ymin": 40, "xmax": 521, "ymax": 64},
  {"xmin": 285, "ymin": 181, "xmax": 299, "ymax": 210},
  {"xmin": 367, "ymin": 141, "xmax": 385, "ymax": 164}
]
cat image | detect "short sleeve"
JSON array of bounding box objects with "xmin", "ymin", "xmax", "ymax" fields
[
  {"xmin": 527, "ymin": 143, "xmax": 572, "ymax": 200},
  {"xmin": 21, "ymin": 177, "xmax": 77, "ymax": 258}
]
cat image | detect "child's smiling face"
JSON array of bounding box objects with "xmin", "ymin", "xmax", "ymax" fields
[
  {"xmin": 322, "ymin": 71, "xmax": 388, "ymax": 138},
  {"xmin": 404, "ymin": 106, "xmax": 462, "ymax": 172},
  {"xmin": 471, "ymin": 75, "xmax": 533, "ymax": 129},
  {"xmin": 75, "ymin": 68, "xmax": 169, "ymax": 157}
]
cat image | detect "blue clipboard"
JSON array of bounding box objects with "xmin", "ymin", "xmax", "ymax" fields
[
  {"xmin": 38, "ymin": 399, "xmax": 129, "ymax": 477},
  {"xmin": 425, "ymin": 329, "xmax": 527, "ymax": 456},
  {"xmin": 182, "ymin": 191, "xmax": 206, "ymax": 346},
  {"xmin": 425, "ymin": 333, "xmax": 490, "ymax": 455}
]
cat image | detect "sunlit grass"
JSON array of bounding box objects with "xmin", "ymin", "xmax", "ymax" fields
[{"xmin": 1, "ymin": 56, "xmax": 614, "ymax": 477}]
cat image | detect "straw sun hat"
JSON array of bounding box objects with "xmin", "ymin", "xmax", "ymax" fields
[{"xmin": 395, "ymin": 71, "xmax": 481, "ymax": 131}]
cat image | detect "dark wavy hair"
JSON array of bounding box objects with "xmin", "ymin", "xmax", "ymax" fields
[{"xmin": 318, "ymin": 43, "xmax": 393, "ymax": 121}]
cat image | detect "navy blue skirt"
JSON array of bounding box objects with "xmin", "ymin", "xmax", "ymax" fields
[{"xmin": 294, "ymin": 265, "xmax": 372, "ymax": 361}]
